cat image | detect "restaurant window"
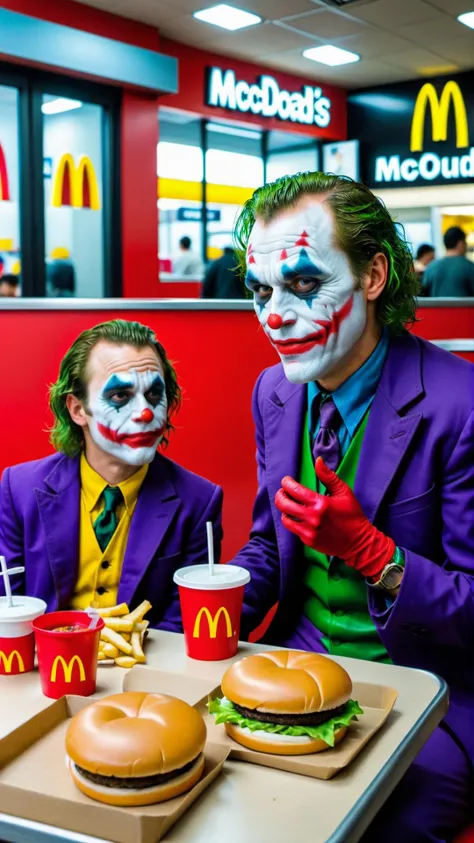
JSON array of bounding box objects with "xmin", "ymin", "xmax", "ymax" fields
[
  {"xmin": 266, "ymin": 130, "xmax": 319, "ymax": 183},
  {"xmin": 0, "ymin": 64, "xmax": 119, "ymax": 298},
  {"xmin": 0, "ymin": 84, "xmax": 21, "ymax": 292},
  {"xmin": 43, "ymin": 96, "xmax": 105, "ymax": 298},
  {"xmin": 158, "ymin": 109, "xmax": 203, "ymax": 276},
  {"xmin": 205, "ymin": 120, "xmax": 263, "ymax": 261}
]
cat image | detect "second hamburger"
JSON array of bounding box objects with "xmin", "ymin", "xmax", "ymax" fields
[{"xmin": 209, "ymin": 650, "xmax": 362, "ymax": 755}]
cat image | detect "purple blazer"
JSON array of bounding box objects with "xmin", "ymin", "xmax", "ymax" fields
[
  {"xmin": 234, "ymin": 332, "xmax": 474, "ymax": 760},
  {"xmin": 0, "ymin": 452, "xmax": 223, "ymax": 631}
]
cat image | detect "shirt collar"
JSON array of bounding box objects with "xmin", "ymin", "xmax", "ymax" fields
[
  {"xmin": 80, "ymin": 454, "xmax": 148, "ymax": 514},
  {"xmin": 308, "ymin": 329, "xmax": 390, "ymax": 437}
]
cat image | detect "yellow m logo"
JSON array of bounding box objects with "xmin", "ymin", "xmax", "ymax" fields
[
  {"xmin": 50, "ymin": 655, "xmax": 86, "ymax": 683},
  {"xmin": 51, "ymin": 153, "xmax": 100, "ymax": 210},
  {"xmin": 0, "ymin": 650, "xmax": 24, "ymax": 673},
  {"xmin": 193, "ymin": 607, "xmax": 233, "ymax": 639},
  {"xmin": 410, "ymin": 81, "xmax": 469, "ymax": 153}
]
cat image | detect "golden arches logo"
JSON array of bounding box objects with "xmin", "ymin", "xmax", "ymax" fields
[
  {"xmin": 0, "ymin": 650, "xmax": 25, "ymax": 674},
  {"xmin": 193, "ymin": 607, "xmax": 233, "ymax": 639},
  {"xmin": 410, "ymin": 81, "xmax": 469, "ymax": 153},
  {"xmin": 51, "ymin": 154, "xmax": 100, "ymax": 210},
  {"xmin": 50, "ymin": 655, "xmax": 86, "ymax": 683}
]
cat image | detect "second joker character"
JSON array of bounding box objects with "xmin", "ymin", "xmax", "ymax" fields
[{"xmin": 233, "ymin": 172, "xmax": 474, "ymax": 843}]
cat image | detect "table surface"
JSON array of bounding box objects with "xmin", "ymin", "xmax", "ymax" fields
[{"xmin": 0, "ymin": 631, "xmax": 448, "ymax": 843}]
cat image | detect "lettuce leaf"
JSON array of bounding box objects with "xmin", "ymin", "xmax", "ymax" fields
[{"xmin": 208, "ymin": 697, "xmax": 363, "ymax": 748}]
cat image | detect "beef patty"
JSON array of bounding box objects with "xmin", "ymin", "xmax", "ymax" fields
[
  {"xmin": 233, "ymin": 702, "xmax": 347, "ymax": 727},
  {"xmin": 75, "ymin": 755, "xmax": 200, "ymax": 790}
]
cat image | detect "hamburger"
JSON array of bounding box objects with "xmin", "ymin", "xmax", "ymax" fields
[
  {"xmin": 209, "ymin": 650, "xmax": 362, "ymax": 755},
  {"xmin": 66, "ymin": 691, "xmax": 206, "ymax": 806}
]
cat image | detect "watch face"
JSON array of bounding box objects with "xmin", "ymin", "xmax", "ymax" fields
[{"xmin": 382, "ymin": 565, "xmax": 403, "ymax": 589}]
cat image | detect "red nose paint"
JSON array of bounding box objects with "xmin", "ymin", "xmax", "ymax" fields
[
  {"xmin": 138, "ymin": 408, "xmax": 154, "ymax": 423},
  {"xmin": 267, "ymin": 313, "xmax": 283, "ymax": 329}
]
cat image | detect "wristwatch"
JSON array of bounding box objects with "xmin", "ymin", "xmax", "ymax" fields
[{"xmin": 370, "ymin": 548, "xmax": 405, "ymax": 592}]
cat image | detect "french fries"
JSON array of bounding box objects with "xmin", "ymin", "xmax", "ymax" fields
[{"xmin": 94, "ymin": 601, "xmax": 152, "ymax": 668}]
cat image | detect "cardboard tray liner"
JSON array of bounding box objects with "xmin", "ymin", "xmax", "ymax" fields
[
  {"xmin": 201, "ymin": 680, "xmax": 398, "ymax": 781},
  {"xmin": 0, "ymin": 670, "xmax": 228, "ymax": 843}
]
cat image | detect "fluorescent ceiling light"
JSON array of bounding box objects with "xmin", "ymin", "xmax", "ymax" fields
[
  {"xmin": 303, "ymin": 45, "xmax": 360, "ymax": 66},
  {"xmin": 207, "ymin": 123, "xmax": 261, "ymax": 139},
  {"xmin": 193, "ymin": 4, "xmax": 261, "ymax": 31},
  {"xmin": 457, "ymin": 11, "xmax": 474, "ymax": 29},
  {"xmin": 42, "ymin": 98, "xmax": 83, "ymax": 115}
]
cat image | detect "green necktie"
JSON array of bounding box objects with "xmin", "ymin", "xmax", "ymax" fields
[{"xmin": 94, "ymin": 486, "xmax": 123, "ymax": 552}]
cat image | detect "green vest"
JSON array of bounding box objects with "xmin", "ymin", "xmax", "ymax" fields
[{"xmin": 301, "ymin": 411, "xmax": 391, "ymax": 663}]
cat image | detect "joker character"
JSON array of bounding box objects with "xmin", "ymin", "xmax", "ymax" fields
[
  {"xmin": 232, "ymin": 173, "xmax": 474, "ymax": 842},
  {"xmin": 0, "ymin": 319, "xmax": 222, "ymax": 628}
]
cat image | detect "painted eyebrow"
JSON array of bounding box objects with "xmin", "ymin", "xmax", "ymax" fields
[
  {"xmin": 244, "ymin": 269, "xmax": 262, "ymax": 290},
  {"xmin": 281, "ymin": 256, "xmax": 326, "ymax": 283},
  {"xmin": 146, "ymin": 375, "xmax": 165, "ymax": 390},
  {"xmin": 102, "ymin": 374, "xmax": 134, "ymax": 392}
]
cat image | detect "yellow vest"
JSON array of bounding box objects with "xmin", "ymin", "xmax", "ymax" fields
[{"xmin": 70, "ymin": 455, "xmax": 148, "ymax": 610}]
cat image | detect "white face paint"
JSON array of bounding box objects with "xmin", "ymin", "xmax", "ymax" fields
[
  {"xmin": 88, "ymin": 367, "xmax": 168, "ymax": 467},
  {"xmin": 245, "ymin": 202, "xmax": 367, "ymax": 383}
]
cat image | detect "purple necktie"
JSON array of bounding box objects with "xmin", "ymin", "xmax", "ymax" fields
[{"xmin": 312, "ymin": 396, "xmax": 341, "ymax": 472}]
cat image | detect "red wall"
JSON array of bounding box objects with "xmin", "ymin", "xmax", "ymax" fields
[
  {"xmin": 160, "ymin": 38, "xmax": 347, "ymax": 141},
  {"xmin": 0, "ymin": 305, "xmax": 472, "ymax": 564}
]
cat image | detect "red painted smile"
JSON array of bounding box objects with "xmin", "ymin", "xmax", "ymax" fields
[
  {"xmin": 271, "ymin": 296, "xmax": 354, "ymax": 356},
  {"xmin": 97, "ymin": 423, "xmax": 164, "ymax": 449}
]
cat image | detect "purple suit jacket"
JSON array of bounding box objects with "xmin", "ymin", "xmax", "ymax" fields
[
  {"xmin": 234, "ymin": 332, "xmax": 474, "ymax": 760},
  {"xmin": 0, "ymin": 452, "xmax": 223, "ymax": 631}
]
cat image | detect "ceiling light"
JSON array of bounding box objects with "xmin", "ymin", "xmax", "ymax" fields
[
  {"xmin": 303, "ymin": 45, "xmax": 360, "ymax": 66},
  {"xmin": 457, "ymin": 11, "xmax": 474, "ymax": 29},
  {"xmin": 193, "ymin": 4, "xmax": 261, "ymax": 31},
  {"xmin": 207, "ymin": 123, "xmax": 261, "ymax": 139},
  {"xmin": 41, "ymin": 98, "xmax": 83, "ymax": 115}
]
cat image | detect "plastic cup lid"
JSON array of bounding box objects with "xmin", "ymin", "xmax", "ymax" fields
[
  {"xmin": 0, "ymin": 596, "xmax": 47, "ymax": 622},
  {"xmin": 173, "ymin": 564, "xmax": 250, "ymax": 591}
]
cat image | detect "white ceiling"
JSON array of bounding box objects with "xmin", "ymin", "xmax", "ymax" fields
[{"xmin": 78, "ymin": 0, "xmax": 474, "ymax": 88}]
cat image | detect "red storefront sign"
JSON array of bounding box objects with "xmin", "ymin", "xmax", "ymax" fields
[{"xmin": 161, "ymin": 39, "xmax": 347, "ymax": 141}]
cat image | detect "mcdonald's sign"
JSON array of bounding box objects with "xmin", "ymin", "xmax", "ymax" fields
[
  {"xmin": 51, "ymin": 154, "xmax": 100, "ymax": 210},
  {"xmin": 193, "ymin": 607, "xmax": 233, "ymax": 639},
  {"xmin": 0, "ymin": 142, "xmax": 10, "ymax": 201},
  {"xmin": 0, "ymin": 650, "xmax": 24, "ymax": 674},
  {"xmin": 50, "ymin": 654, "xmax": 86, "ymax": 683},
  {"xmin": 410, "ymin": 81, "xmax": 469, "ymax": 153}
]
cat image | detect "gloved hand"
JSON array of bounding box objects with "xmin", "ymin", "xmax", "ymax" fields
[{"xmin": 274, "ymin": 457, "xmax": 395, "ymax": 581}]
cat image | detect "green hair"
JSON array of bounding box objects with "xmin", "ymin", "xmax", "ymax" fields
[
  {"xmin": 234, "ymin": 172, "xmax": 420, "ymax": 332},
  {"xmin": 49, "ymin": 319, "xmax": 181, "ymax": 457}
]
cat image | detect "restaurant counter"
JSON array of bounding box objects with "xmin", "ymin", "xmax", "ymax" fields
[{"xmin": 1, "ymin": 297, "xmax": 473, "ymax": 561}]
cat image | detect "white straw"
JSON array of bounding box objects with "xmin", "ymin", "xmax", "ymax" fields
[
  {"xmin": 0, "ymin": 557, "xmax": 25, "ymax": 609},
  {"xmin": 86, "ymin": 607, "xmax": 100, "ymax": 629},
  {"xmin": 206, "ymin": 522, "xmax": 215, "ymax": 577}
]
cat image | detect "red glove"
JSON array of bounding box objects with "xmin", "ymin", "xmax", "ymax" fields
[{"xmin": 274, "ymin": 457, "xmax": 395, "ymax": 580}]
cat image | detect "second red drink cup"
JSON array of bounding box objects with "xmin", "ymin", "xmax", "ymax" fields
[
  {"xmin": 174, "ymin": 564, "xmax": 250, "ymax": 660},
  {"xmin": 33, "ymin": 610, "xmax": 104, "ymax": 699}
]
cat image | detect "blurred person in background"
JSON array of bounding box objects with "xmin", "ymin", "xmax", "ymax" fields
[
  {"xmin": 414, "ymin": 243, "xmax": 435, "ymax": 281},
  {"xmin": 0, "ymin": 273, "xmax": 20, "ymax": 297},
  {"xmin": 47, "ymin": 247, "xmax": 76, "ymax": 297},
  {"xmin": 423, "ymin": 226, "xmax": 474, "ymax": 297},
  {"xmin": 173, "ymin": 235, "xmax": 203, "ymax": 277},
  {"xmin": 202, "ymin": 246, "xmax": 246, "ymax": 299}
]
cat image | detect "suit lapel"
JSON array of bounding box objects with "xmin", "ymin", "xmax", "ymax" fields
[
  {"xmin": 264, "ymin": 373, "xmax": 306, "ymax": 560},
  {"xmin": 35, "ymin": 456, "xmax": 81, "ymax": 609},
  {"xmin": 118, "ymin": 456, "xmax": 180, "ymax": 606},
  {"xmin": 355, "ymin": 332, "xmax": 424, "ymax": 523}
]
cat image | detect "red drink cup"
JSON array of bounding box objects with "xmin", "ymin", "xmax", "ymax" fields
[
  {"xmin": 0, "ymin": 596, "xmax": 46, "ymax": 675},
  {"xmin": 32, "ymin": 610, "xmax": 104, "ymax": 699},
  {"xmin": 174, "ymin": 565, "xmax": 250, "ymax": 661}
]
